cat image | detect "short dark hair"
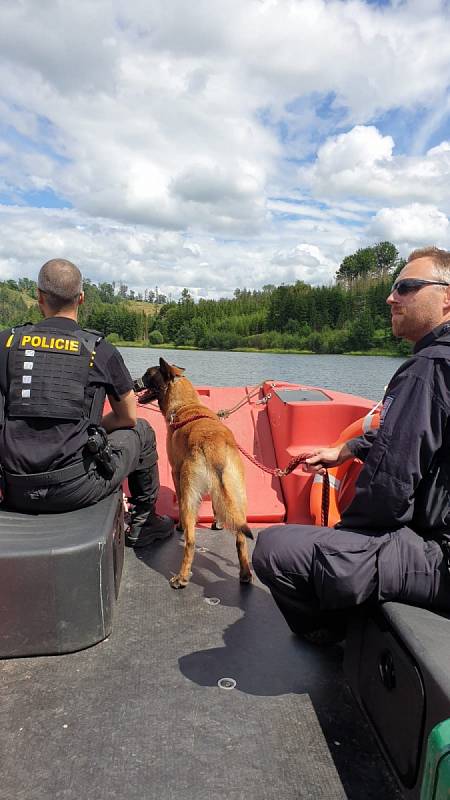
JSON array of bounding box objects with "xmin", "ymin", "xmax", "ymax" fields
[
  {"xmin": 407, "ymin": 247, "xmax": 450, "ymax": 282},
  {"xmin": 37, "ymin": 259, "xmax": 83, "ymax": 312}
]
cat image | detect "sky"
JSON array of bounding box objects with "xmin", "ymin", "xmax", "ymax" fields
[{"xmin": 1, "ymin": 0, "xmax": 450, "ymax": 300}]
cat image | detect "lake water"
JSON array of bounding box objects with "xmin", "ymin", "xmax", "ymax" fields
[{"xmin": 119, "ymin": 347, "xmax": 405, "ymax": 402}]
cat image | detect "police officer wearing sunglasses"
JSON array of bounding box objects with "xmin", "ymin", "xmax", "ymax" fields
[
  {"xmin": 253, "ymin": 246, "xmax": 450, "ymax": 644},
  {"xmin": 0, "ymin": 259, "xmax": 173, "ymax": 547}
]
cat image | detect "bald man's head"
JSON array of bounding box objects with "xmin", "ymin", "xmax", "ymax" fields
[{"xmin": 37, "ymin": 259, "xmax": 83, "ymax": 312}]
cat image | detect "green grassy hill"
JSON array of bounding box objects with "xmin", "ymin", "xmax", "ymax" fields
[{"xmin": 125, "ymin": 301, "xmax": 163, "ymax": 315}]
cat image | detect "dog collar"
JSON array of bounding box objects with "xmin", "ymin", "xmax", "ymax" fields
[{"xmin": 169, "ymin": 413, "xmax": 212, "ymax": 430}]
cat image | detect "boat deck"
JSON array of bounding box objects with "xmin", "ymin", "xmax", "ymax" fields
[{"xmin": 1, "ymin": 529, "xmax": 402, "ymax": 800}]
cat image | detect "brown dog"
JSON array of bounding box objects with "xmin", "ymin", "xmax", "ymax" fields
[{"xmin": 134, "ymin": 358, "xmax": 253, "ymax": 589}]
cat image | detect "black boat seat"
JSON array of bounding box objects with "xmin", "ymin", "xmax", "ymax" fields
[
  {"xmin": 0, "ymin": 490, "xmax": 124, "ymax": 658},
  {"xmin": 344, "ymin": 601, "xmax": 450, "ymax": 800}
]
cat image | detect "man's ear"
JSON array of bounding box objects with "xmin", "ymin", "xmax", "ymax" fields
[
  {"xmin": 36, "ymin": 288, "xmax": 46, "ymax": 315},
  {"xmin": 78, "ymin": 291, "xmax": 85, "ymax": 307},
  {"xmin": 442, "ymin": 286, "xmax": 450, "ymax": 315}
]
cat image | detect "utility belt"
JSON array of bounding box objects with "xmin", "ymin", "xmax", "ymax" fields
[
  {"xmin": 1, "ymin": 426, "xmax": 116, "ymax": 491},
  {"xmin": 1, "ymin": 459, "xmax": 95, "ymax": 489}
]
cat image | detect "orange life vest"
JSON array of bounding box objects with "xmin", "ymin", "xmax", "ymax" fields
[{"xmin": 309, "ymin": 409, "xmax": 381, "ymax": 527}]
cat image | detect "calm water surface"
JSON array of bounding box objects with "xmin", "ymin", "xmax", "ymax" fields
[{"xmin": 119, "ymin": 347, "xmax": 405, "ymax": 402}]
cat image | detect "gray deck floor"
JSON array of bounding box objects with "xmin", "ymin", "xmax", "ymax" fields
[{"xmin": 1, "ymin": 528, "xmax": 402, "ymax": 800}]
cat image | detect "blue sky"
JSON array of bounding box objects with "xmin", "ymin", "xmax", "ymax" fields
[{"xmin": 1, "ymin": 0, "xmax": 450, "ymax": 298}]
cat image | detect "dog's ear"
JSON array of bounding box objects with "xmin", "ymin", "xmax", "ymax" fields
[
  {"xmin": 159, "ymin": 358, "xmax": 172, "ymax": 380},
  {"xmin": 159, "ymin": 357, "xmax": 185, "ymax": 380}
]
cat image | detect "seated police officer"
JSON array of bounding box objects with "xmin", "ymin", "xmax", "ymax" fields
[
  {"xmin": 0, "ymin": 258, "xmax": 174, "ymax": 548},
  {"xmin": 253, "ymin": 246, "xmax": 450, "ymax": 644}
]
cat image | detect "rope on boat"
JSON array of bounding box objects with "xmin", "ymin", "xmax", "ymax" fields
[
  {"xmin": 136, "ymin": 381, "xmax": 271, "ymax": 420},
  {"xmin": 216, "ymin": 381, "xmax": 269, "ymax": 418}
]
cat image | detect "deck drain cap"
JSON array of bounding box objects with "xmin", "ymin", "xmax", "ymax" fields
[
  {"xmin": 205, "ymin": 597, "xmax": 220, "ymax": 606},
  {"xmin": 218, "ymin": 678, "xmax": 236, "ymax": 690}
]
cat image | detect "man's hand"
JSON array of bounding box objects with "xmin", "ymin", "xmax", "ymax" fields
[{"xmin": 303, "ymin": 443, "xmax": 354, "ymax": 475}]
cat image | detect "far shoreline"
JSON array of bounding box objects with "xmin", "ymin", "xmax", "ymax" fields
[{"xmin": 113, "ymin": 339, "xmax": 406, "ymax": 358}]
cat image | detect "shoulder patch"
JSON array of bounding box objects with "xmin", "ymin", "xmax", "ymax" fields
[{"xmin": 380, "ymin": 395, "xmax": 394, "ymax": 425}]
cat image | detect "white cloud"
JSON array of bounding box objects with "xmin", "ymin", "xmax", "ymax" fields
[
  {"xmin": 304, "ymin": 126, "xmax": 394, "ymax": 200},
  {"xmin": 305, "ymin": 126, "xmax": 450, "ymax": 214},
  {"xmin": 368, "ymin": 203, "xmax": 450, "ymax": 250},
  {"xmin": 271, "ymin": 243, "xmax": 335, "ymax": 284},
  {"xmin": 1, "ymin": 0, "xmax": 450, "ymax": 296}
]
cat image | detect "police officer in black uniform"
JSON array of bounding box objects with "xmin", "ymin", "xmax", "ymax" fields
[
  {"xmin": 0, "ymin": 258, "xmax": 174, "ymax": 548},
  {"xmin": 253, "ymin": 246, "xmax": 450, "ymax": 643}
]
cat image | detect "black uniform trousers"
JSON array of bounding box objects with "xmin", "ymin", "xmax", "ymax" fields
[
  {"xmin": 252, "ymin": 524, "xmax": 450, "ymax": 634},
  {"xmin": 5, "ymin": 419, "xmax": 157, "ymax": 514}
]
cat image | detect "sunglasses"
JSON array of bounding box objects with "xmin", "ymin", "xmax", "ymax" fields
[{"xmin": 390, "ymin": 278, "xmax": 450, "ymax": 296}]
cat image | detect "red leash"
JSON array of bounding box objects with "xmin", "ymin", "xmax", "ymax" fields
[
  {"xmin": 321, "ymin": 471, "xmax": 330, "ymax": 527},
  {"xmin": 235, "ymin": 444, "xmax": 308, "ymax": 477},
  {"xmin": 169, "ymin": 414, "xmax": 308, "ymax": 477}
]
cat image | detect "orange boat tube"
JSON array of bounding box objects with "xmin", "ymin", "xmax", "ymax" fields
[{"xmin": 129, "ymin": 381, "xmax": 378, "ymax": 527}]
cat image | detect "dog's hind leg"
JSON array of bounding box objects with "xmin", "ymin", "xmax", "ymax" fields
[
  {"xmin": 235, "ymin": 525, "xmax": 253, "ymax": 583},
  {"xmin": 170, "ymin": 507, "xmax": 197, "ymax": 588},
  {"xmin": 210, "ymin": 460, "xmax": 253, "ymax": 583},
  {"xmin": 171, "ymin": 469, "xmax": 184, "ymax": 533},
  {"xmin": 170, "ymin": 466, "xmax": 202, "ymax": 589},
  {"xmin": 211, "ymin": 502, "xmax": 223, "ymax": 531}
]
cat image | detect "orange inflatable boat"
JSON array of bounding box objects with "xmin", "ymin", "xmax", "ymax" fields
[{"xmin": 136, "ymin": 380, "xmax": 379, "ymax": 528}]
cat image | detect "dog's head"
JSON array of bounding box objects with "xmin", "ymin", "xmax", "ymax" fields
[{"xmin": 134, "ymin": 357, "xmax": 185, "ymax": 405}]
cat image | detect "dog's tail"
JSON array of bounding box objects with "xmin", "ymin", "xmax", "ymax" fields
[
  {"xmin": 238, "ymin": 522, "xmax": 254, "ymax": 541},
  {"xmin": 209, "ymin": 455, "xmax": 253, "ymax": 539}
]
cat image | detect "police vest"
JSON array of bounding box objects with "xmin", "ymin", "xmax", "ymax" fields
[{"xmin": 5, "ymin": 323, "xmax": 105, "ymax": 422}]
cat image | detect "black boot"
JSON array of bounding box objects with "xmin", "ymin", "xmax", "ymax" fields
[
  {"xmin": 125, "ymin": 461, "xmax": 174, "ymax": 548},
  {"xmin": 270, "ymin": 588, "xmax": 347, "ymax": 645}
]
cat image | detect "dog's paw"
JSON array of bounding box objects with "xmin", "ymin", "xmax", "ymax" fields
[
  {"xmin": 170, "ymin": 574, "xmax": 189, "ymax": 589},
  {"xmin": 239, "ymin": 569, "xmax": 253, "ymax": 584},
  {"xmin": 211, "ymin": 520, "xmax": 224, "ymax": 530}
]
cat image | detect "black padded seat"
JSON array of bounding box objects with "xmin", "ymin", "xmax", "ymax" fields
[
  {"xmin": 344, "ymin": 601, "xmax": 450, "ymax": 799},
  {"xmin": 0, "ymin": 490, "xmax": 124, "ymax": 658}
]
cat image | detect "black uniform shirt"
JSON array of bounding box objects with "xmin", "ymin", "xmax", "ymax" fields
[
  {"xmin": 0, "ymin": 317, "xmax": 133, "ymax": 474},
  {"xmin": 341, "ymin": 322, "xmax": 450, "ymax": 537}
]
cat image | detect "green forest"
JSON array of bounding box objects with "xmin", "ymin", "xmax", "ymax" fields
[{"xmin": 0, "ymin": 242, "xmax": 411, "ymax": 356}]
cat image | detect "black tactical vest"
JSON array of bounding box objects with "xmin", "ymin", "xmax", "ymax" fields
[{"xmin": 5, "ymin": 323, "xmax": 104, "ymax": 422}]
